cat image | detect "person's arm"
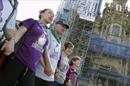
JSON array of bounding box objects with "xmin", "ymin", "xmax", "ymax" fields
[
  {"xmin": 65, "ymin": 80, "xmax": 72, "ymax": 86},
  {"xmin": 76, "ymin": 77, "xmax": 79, "ymax": 86},
  {"xmin": 42, "ymin": 48, "xmax": 53, "ymax": 76},
  {"xmin": 4, "ymin": 29, "xmax": 16, "ymax": 40},
  {"xmin": 54, "ymin": 68, "xmax": 60, "ymax": 80},
  {"xmin": 4, "ymin": 9, "xmax": 17, "ymax": 40},
  {"xmin": 65, "ymin": 68, "xmax": 72, "ymax": 86},
  {"xmin": 1, "ymin": 18, "xmax": 34, "ymax": 55},
  {"xmin": 1, "ymin": 26, "xmax": 27, "ymax": 55},
  {"xmin": 12, "ymin": 26, "xmax": 27, "ymax": 43},
  {"xmin": 40, "ymin": 56, "xmax": 45, "ymax": 67}
]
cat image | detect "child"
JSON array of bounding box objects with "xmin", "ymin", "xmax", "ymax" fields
[
  {"xmin": 54, "ymin": 42, "xmax": 74, "ymax": 86},
  {"xmin": 65, "ymin": 56, "xmax": 81, "ymax": 86}
]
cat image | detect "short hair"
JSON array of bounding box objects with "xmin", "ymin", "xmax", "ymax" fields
[
  {"xmin": 64, "ymin": 41, "xmax": 74, "ymax": 50},
  {"xmin": 69, "ymin": 56, "xmax": 81, "ymax": 66},
  {"xmin": 39, "ymin": 9, "xmax": 49, "ymax": 19}
]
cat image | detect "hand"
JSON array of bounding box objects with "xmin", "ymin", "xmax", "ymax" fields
[
  {"xmin": 65, "ymin": 81, "xmax": 72, "ymax": 86},
  {"xmin": 44, "ymin": 66, "xmax": 54, "ymax": 76},
  {"xmin": 55, "ymin": 72, "xmax": 61, "ymax": 80},
  {"xmin": 1, "ymin": 40, "xmax": 15, "ymax": 55}
]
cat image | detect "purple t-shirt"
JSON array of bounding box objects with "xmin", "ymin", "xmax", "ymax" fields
[{"xmin": 16, "ymin": 18, "xmax": 48, "ymax": 71}]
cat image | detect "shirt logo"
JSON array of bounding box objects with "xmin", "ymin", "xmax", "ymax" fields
[
  {"xmin": 32, "ymin": 34, "xmax": 46, "ymax": 53},
  {"xmin": 37, "ymin": 35, "xmax": 46, "ymax": 46},
  {"xmin": 50, "ymin": 44, "xmax": 60, "ymax": 60}
]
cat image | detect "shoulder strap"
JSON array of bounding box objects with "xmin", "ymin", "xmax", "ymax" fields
[{"xmin": 14, "ymin": 19, "xmax": 36, "ymax": 53}]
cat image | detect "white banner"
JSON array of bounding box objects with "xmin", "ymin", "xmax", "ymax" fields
[{"xmin": 77, "ymin": 0, "xmax": 102, "ymax": 22}]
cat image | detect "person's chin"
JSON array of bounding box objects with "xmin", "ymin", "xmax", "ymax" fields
[
  {"xmin": 48, "ymin": 19, "xmax": 52, "ymax": 23},
  {"xmin": 60, "ymin": 33, "xmax": 63, "ymax": 36}
]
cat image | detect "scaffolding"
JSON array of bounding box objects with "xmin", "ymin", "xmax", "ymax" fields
[{"xmin": 54, "ymin": 0, "xmax": 130, "ymax": 86}]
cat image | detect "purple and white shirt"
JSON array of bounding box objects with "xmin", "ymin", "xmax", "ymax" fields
[
  {"xmin": 16, "ymin": 18, "xmax": 48, "ymax": 72},
  {"xmin": 55, "ymin": 53, "xmax": 69, "ymax": 84},
  {"xmin": 36, "ymin": 29, "xmax": 61, "ymax": 81}
]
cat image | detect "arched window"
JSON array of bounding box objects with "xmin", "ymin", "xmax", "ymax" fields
[
  {"xmin": 116, "ymin": 5, "xmax": 122, "ymax": 11},
  {"xmin": 111, "ymin": 25, "xmax": 121, "ymax": 36}
]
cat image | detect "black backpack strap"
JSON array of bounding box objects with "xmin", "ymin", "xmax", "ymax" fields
[{"xmin": 0, "ymin": 0, "xmax": 18, "ymax": 41}]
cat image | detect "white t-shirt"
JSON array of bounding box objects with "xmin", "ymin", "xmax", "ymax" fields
[
  {"xmin": 35, "ymin": 29, "xmax": 61, "ymax": 81},
  {"xmin": 55, "ymin": 53, "xmax": 69, "ymax": 84},
  {"xmin": 0, "ymin": 0, "xmax": 17, "ymax": 37}
]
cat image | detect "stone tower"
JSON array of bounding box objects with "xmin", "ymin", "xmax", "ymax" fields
[
  {"xmin": 83, "ymin": 0, "xmax": 130, "ymax": 85},
  {"xmin": 93, "ymin": 0, "xmax": 130, "ymax": 43}
]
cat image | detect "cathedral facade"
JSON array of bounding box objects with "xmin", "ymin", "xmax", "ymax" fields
[{"xmin": 81, "ymin": 0, "xmax": 130, "ymax": 86}]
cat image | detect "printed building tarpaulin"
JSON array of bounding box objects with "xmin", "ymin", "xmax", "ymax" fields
[{"xmin": 77, "ymin": 0, "xmax": 102, "ymax": 22}]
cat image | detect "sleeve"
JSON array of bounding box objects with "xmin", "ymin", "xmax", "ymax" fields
[
  {"xmin": 76, "ymin": 76, "xmax": 79, "ymax": 86},
  {"xmin": 6, "ymin": 10, "xmax": 17, "ymax": 30},
  {"xmin": 19, "ymin": 18, "xmax": 35, "ymax": 30}
]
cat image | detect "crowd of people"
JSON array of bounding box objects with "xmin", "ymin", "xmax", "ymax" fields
[{"xmin": 0, "ymin": 0, "xmax": 81, "ymax": 86}]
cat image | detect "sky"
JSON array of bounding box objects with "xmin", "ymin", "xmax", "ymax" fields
[
  {"xmin": 16, "ymin": 0, "xmax": 130, "ymax": 21},
  {"xmin": 16, "ymin": 0, "xmax": 61, "ymax": 20}
]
